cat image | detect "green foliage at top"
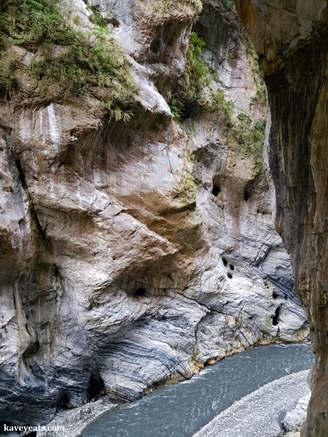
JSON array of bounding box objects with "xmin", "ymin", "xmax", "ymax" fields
[
  {"xmin": 0, "ymin": 0, "xmax": 75, "ymax": 49},
  {"xmin": 208, "ymin": 90, "xmax": 264, "ymax": 168},
  {"xmin": 210, "ymin": 89, "xmax": 234, "ymax": 120},
  {"xmin": 186, "ymin": 32, "xmax": 211, "ymax": 97},
  {"xmin": 0, "ymin": 0, "xmax": 138, "ymax": 121},
  {"xmin": 169, "ymin": 31, "xmax": 213, "ymax": 121},
  {"xmin": 87, "ymin": 5, "xmax": 108, "ymax": 28},
  {"xmin": 166, "ymin": 13, "xmax": 265, "ymax": 168},
  {"xmin": 231, "ymin": 114, "xmax": 265, "ymax": 168},
  {"xmin": 245, "ymin": 39, "xmax": 267, "ymax": 105}
]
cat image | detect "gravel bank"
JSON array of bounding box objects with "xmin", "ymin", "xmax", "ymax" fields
[{"xmin": 193, "ymin": 370, "xmax": 310, "ymax": 437}]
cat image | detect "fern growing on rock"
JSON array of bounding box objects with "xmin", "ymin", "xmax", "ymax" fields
[{"xmin": 0, "ymin": 0, "xmax": 138, "ymax": 121}]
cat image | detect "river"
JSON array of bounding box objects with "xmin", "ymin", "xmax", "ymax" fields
[{"xmin": 82, "ymin": 343, "xmax": 313, "ymax": 437}]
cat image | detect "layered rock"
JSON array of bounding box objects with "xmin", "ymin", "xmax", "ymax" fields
[
  {"xmin": 236, "ymin": 1, "xmax": 328, "ymax": 435},
  {"xmin": 0, "ymin": 0, "xmax": 307, "ymax": 426}
]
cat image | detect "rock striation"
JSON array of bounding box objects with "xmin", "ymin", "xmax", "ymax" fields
[
  {"xmin": 236, "ymin": 1, "xmax": 328, "ymax": 436},
  {"xmin": 0, "ymin": 0, "xmax": 307, "ymax": 427}
]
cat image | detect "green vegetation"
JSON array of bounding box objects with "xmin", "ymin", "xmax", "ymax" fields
[
  {"xmin": 0, "ymin": 49, "xmax": 19, "ymax": 90},
  {"xmin": 253, "ymin": 83, "xmax": 267, "ymax": 104},
  {"xmin": 208, "ymin": 90, "xmax": 265, "ymax": 167},
  {"xmin": 210, "ymin": 89, "xmax": 234, "ymax": 120},
  {"xmin": 169, "ymin": 27, "xmax": 265, "ymax": 167},
  {"xmin": 169, "ymin": 98, "xmax": 184, "ymax": 122},
  {"xmin": 151, "ymin": 0, "xmax": 202, "ymax": 14},
  {"xmin": 231, "ymin": 114, "xmax": 265, "ymax": 167},
  {"xmin": 186, "ymin": 32, "xmax": 212, "ymax": 97},
  {"xmin": 0, "ymin": 0, "xmax": 76, "ymax": 49},
  {"xmin": 0, "ymin": 0, "xmax": 137, "ymax": 121},
  {"xmin": 169, "ymin": 31, "xmax": 212, "ymax": 121},
  {"xmin": 179, "ymin": 155, "xmax": 196, "ymax": 202},
  {"xmin": 87, "ymin": 5, "xmax": 108, "ymax": 28},
  {"xmin": 220, "ymin": 0, "xmax": 235, "ymax": 11},
  {"xmin": 246, "ymin": 38, "xmax": 267, "ymax": 105}
]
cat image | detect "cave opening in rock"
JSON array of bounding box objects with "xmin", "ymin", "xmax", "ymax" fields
[
  {"xmin": 108, "ymin": 17, "xmax": 120, "ymax": 28},
  {"xmin": 222, "ymin": 257, "xmax": 228, "ymax": 266},
  {"xmin": 212, "ymin": 183, "xmax": 221, "ymax": 196},
  {"xmin": 272, "ymin": 306, "xmax": 282, "ymax": 326},
  {"xmin": 134, "ymin": 287, "xmax": 147, "ymax": 297},
  {"xmin": 88, "ymin": 373, "xmax": 105, "ymax": 401},
  {"xmin": 58, "ymin": 392, "xmax": 70, "ymax": 410},
  {"xmin": 150, "ymin": 38, "xmax": 161, "ymax": 54},
  {"xmin": 243, "ymin": 190, "xmax": 250, "ymax": 201},
  {"xmin": 227, "ymin": 272, "xmax": 233, "ymax": 279},
  {"xmin": 272, "ymin": 290, "xmax": 279, "ymax": 299}
]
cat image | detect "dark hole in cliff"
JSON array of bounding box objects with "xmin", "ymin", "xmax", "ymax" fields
[
  {"xmin": 212, "ymin": 183, "xmax": 221, "ymax": 196},
  {"xmin": 222, "ymin": 257, "xmax": 228, "ymax": 266},
  {"xmin": 272, "ymin": 290, "xmax": 279, "ymax": 299},
  {"xmin": 227, "ymin": 272, "xmax": 233, "ymax": 279},
  {"xmin": 150, "ymin": 38, "xmax": 161, "ymax": 54},
  {"xmin": 108, "ymin": 17, "xmax": 120, "ymax": 27},
  {"xmin": 0, "ymin": 86, "xmax": 10, "ymax": 101},
  {"xmin": 230, "ymin": 264, "xmax": 234, "ymax": 270},
  {"xmin": 15, "ymin": 157, "xmax": 28, "ymax": 190},
  {"xmin": 244, "ymin": 191, "xmax": 250, "ymax": 201},
  {"xmin": 182, "ymin": 99, "xmax": 200, "ymax": 119},
  {"xmin": 134, "ymin": 287, "xmax": 147, "ymax": 297},
  {"xmin": 58, "ymin": 392, "xmax": 70, "ymax": 410},
  {"xmin": 88, "ymin": 373, "xmax": 105, "ymax": 401},
  {"xmin": 272, "ymin": 306, "xmax": 282, "ymax": 326}
]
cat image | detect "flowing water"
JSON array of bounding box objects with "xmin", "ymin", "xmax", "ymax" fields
[{"xmin": 82, "ymin": 343, "xmax": 313, "ymax": 437}]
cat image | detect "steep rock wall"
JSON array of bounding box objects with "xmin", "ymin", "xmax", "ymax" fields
[
  {"xmin": 0, "ymin": 0, "xmax": 307, "ymax": 426},
  {"xmin": 236, "ymin": 1, "xmax": 328, "ymax": 436}
]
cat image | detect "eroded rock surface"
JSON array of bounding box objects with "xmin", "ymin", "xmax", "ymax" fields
[
  {"xmin": 237, "ymin": 1, "xmax": 328, "ymax": 436},
  {"xmin": 0, "ymin": 0, "xmax": 307, "ymax": 426}
]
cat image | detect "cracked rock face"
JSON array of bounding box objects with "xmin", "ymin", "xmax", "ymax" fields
[
  {"xmin": 0, "ymin": 0, "xmax": 308, "ymax": 426},
  {"xmin": 237, "ymin": 1, "xmax": 328, "ymax": 436}
]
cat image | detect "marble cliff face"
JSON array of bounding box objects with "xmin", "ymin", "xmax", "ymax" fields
[
  {"xmin": 0, "ymin": 0, "xmax": 308, "ymax": 425},
  {"xmin": 237, "ymin": 1, "xmax": 328, "ymax": 436}
]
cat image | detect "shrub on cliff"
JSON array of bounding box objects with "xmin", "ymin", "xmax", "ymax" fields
[{"xmin": 0, "ymin": 0, "xmax": 138, "ymax": 121}]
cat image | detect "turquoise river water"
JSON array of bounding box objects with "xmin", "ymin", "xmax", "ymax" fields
[{"xmin": 82, "ymin": 343, "xmax": 313, "ymax": 437}]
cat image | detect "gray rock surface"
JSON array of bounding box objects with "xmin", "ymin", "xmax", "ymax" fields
[
  {"xmin": 37, "ymin": 398, "xmax": 116, "ymax": 437},
  {"xmin": 283, "ymin": 393, "xmax": 311, "ymax": 433},
  {"xmin": 0, "ymin": 0, "xmax": 308, "ymax": 427},
  {"xmin": 237, "ymin": 1, "xmax": 328, "ymax": 435},
  {"xmin": 193, "ymin": 370, "xmax": 310, "ymax": 437}
]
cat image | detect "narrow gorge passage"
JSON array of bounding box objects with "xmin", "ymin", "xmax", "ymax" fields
[
  {"xmin": 82, "ymin": 344, "xmax": 313, "ymax": 437},
  {"xmin": 0, "ymin": 0, "xmax": 318, "ymax": 432}
]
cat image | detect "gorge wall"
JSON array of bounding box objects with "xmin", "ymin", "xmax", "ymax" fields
[
  {"xmin": 0, "ymin": 0, "xmax": 308, "ymax": 427},
  {"xmin": 236, "ymin": 1, "xmax": 328, "ymax": 436}
]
